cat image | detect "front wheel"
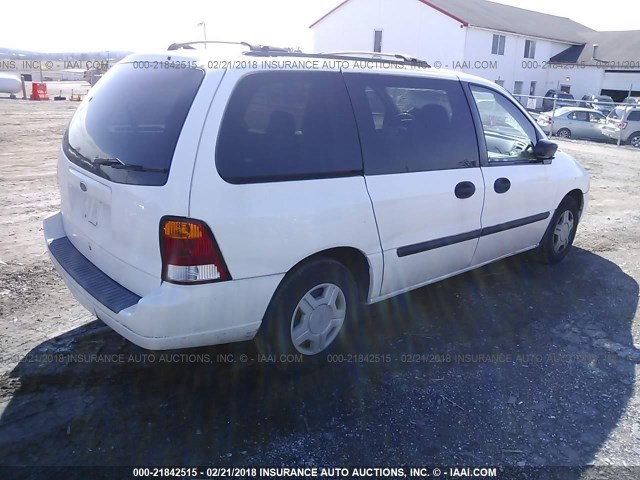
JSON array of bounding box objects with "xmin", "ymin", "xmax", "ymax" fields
[
  {"xmin": 255, "ymin": 258, "xmax": 358, "ymax": 366},
  {"xmin": 538, "ymin": 196, "xmax": 579, "ymax": 264}
]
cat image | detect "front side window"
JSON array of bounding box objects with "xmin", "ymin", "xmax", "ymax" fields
[
  {"xmin": 568, "ymin": 111, "xmax": 589, "ymax": 121},
  {"xmin": 344, "ymin": 74, "xmax": 479, "ymax": 174},
  {"xmin": 365, "ymin": 86, "xmax": 387, "ymax": 129},
  {"xmin": 492, "ymin": 35, "xmax": 506, "ymax": 55},
  {"xmin": 470, "ymin": 85, "xmax": 537, "ymax": 163},
  {"xmin": 216, "ymin": 71, "xmax": 362, "ymax": 183}
]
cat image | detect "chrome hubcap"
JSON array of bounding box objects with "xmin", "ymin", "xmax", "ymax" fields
[
  {"xmin": 553, "ymin": 210, "xmax": 575, "ymax": 254},
  {"xmin": 559, "ymin": 130, "xmax": 569, "ymax": 138},
  {"xmin": 631, "ymin": 135, "xmax": 640, "ymax": 148},
  {"xmin": 290, "ymin": 283, "xmax": 346, "ymax": 355}
]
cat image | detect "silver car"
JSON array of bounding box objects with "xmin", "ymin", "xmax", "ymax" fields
[
  {"xmin": 602, "ymin": 107, "xmax": 640, "ymax": 147},
  {"xmin": 537, "ymin": 107, "xmax": 608, "ymax": 140}
]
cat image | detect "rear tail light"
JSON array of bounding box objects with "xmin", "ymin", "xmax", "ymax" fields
[
  {"xmin": 617, "ymin": 122, "xmax": 628, "ymax": 129},
  {"xmin": 538, "ymin": 116, "xmax": 552, "ymax": 126},
  {"xmin": 160, "ymin": 217, "xmax": 231, "ymax": 284}
]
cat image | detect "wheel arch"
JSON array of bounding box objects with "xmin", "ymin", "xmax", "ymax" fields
[
  {"xmin": 281, "ymin": 247, "xmax": 373, "ymax": 304},
  {"xmin": 565, "ymin": 188, "xmax": 584, "ymax": 218},
  {"xmin": 626, "ymin": 131, "xmax": 640, "ymax": 146}
]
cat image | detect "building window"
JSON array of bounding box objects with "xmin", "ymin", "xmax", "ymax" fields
[
  {"xmin": 492, "ymin": 34, "xmax": 506, "ymax": 55},
  {"xmin": 374, "ymin": 30, "xmax": 383, "ymax": 53},
  {"xmin": 524, "ymin": 40, "xmax": 536, "ymax": 59},
  {"xmin": 495, "ymin": 79, "xmax": 505, "ymax": 87},
  {"xmin": 529, "ymin": 81, "xmax": 537, "ymax": 96},
  {"xmin": 514, "ymin": 81, "xmax": 523, "ymax": 95}
]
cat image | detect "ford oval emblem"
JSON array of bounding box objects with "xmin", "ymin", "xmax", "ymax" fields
[{"xmin": 80, "ymin": 182, "xmax": 87, "ymax": 192}]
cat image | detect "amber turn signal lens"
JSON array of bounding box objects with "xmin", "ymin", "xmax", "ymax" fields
[{"xmin": 162, "ymin": 221, "xmax": 204, "ymax": 240}]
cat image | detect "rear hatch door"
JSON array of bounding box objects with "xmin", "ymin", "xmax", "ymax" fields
[{"xmin": 58, "ymin": 55, "xmax": 223, "ymax": 296}]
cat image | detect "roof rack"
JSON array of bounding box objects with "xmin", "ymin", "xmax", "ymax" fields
[
  {"xmin": 167, "ymin": 42, "xmax": 431, "ymax": 68},
  {"xmin": 168, "ymin": 40, "xmax": 254, "ymax": 51},
  {"xmin": 244, "ymin": 48, "xmax": 430, "ymax": 68},
  {"xmin": 323, "ymin": 51, "xmax": 430, "ymax": 66},
  {"xmin": 167, "ymin": 41, "xmax": 296, "ymax": 52}
]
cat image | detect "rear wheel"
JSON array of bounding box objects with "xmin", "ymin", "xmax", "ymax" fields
[
  {"xmin": 628, "ymin": 132, "xmax": 640, "ymax": 148},
  {"xmin": 255, "ymin": 258, "xmax": 358, "ymax": 367},
  {"xmin": 557, "ymin": 128, "xmax": 571, "ymax": 138},
  {"xmin": 538, "ymin": 196, "xmax": 579, "ymax": 264}
]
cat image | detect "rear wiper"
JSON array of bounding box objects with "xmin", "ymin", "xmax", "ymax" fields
[{"xmin": 92, "ymin": 158, "xmax": 169, "ymax": 173}]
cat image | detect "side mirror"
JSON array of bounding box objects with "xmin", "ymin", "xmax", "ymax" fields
[{"xmin": 533, "ymin": 139, "xmax": 557, "ymax": 160}]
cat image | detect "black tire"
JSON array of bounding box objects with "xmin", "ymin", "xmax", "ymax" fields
[
  {"xmin": 627, "ymin": 132, "xmax": 640, "ymax": 148},
  {"xmin": 557, "ymin": 128, "xmax": 571, "ymax": 138},
  {"xmin": 255, "ymin": 258, "xmax": 359, "ymax": 368},
  {"xmin": 538, "ymin": 196, "xmax": 580, "ymax": 264}
]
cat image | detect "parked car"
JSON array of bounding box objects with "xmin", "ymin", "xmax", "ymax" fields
[
  {"xmin": 537, "ymin": 107, "xmax": 608, "ymax": 140},
  {"xmin": 602, "ymin": 106, "xmax": 640, "ymax": 147},
  {"xmin": 622, "ymin": 97, "xmax": 640, "ymax": 106},
  {"xmin": 42, "ymin": 45, "xmax": 590, "ymax": 363},
  {"xmin": 542, "ymin": 90, "xmax": 575, "ymax": 111},
  {"xmin": 579, "ymin": 94, "xmax": 614, "ymax": 116}
]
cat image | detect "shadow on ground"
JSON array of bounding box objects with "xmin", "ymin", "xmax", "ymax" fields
[{"xmin": 1, "ymin": 248, "xmax": 638, "ymax": 477}]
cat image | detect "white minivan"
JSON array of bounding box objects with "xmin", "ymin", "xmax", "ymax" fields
[{"xmin": 44, "ymin": 44, "xmax": 589, "ymax": 360}]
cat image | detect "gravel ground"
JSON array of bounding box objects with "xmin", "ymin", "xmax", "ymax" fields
[{"xmin": 0, "ymin": 100, "xmax": 639, "ymax": 477}]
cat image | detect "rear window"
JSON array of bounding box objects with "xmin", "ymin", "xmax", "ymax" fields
[
  {"xmin": 609, "ymin": 108, "xmax": 626, "ymax": 119},
  {"xmin": 216, "ymin": 71, "xmax": 362, "ymax": 183},
  {"xmin": 63, "ymin": 63, "xmax": 204, "ymax": 186}
]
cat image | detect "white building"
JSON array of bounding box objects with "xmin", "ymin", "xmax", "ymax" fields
[{"xmin": 310, "ymin": 0, "xmax": 640, "ymax": 104}]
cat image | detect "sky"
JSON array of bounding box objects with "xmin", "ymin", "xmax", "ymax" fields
[{"xmin": 0, "ymin": 0, "xmax": 638, "ymax": 53}]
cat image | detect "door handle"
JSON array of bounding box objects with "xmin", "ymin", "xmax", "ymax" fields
[
  {"xmin": 454, "ymin": 181, "xmax": 476, "ymax": 199},
  {"xmin": 494, "ymin": 177, "xmax": 511, "ymax": 194}
]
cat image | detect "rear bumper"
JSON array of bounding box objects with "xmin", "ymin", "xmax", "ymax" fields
[
  {"xmin": 601, "ymin": 127, "xmax": 621, "ymax": 140},
  {"xmin": 43, "ymin": 211, "xmax": 283, "ymax": 350}
]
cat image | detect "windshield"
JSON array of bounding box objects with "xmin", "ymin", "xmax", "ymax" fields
[{"xmin": 63, "ymin": 63, "xmax": 204, "ymax": 186}]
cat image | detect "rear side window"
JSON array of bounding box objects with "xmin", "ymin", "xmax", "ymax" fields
[
  {"xmin": 627, "ymin": 111, "xmax": 640, "ymax": 121},
  {"xmin": 216, "ymin": 71, "xmax": 362, "ymax": 183},
  {"xmin": 344, "ymin": 74, "xmax": 479, "ymax": 175},
  {"xmin": 63, "ymin": 63, "xmax": 204, "ymax": 186}
]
